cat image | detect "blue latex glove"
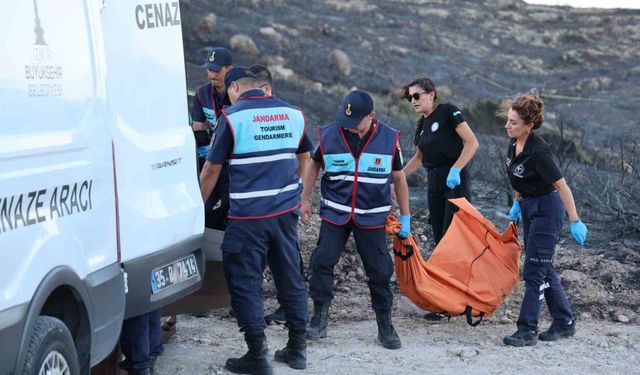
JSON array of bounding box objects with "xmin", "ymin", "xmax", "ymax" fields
[
  {"xmin": 398, "ymin": 215, "xmax": 411, "ymax": 239},
  {"xmin": 446, "ymin": 167, "xmax": 461, "ymax": 189},
  {"xmin": 197, "ymin": 145, "xmax": 210, "ymax": 158},
  {"xmin": 509, "ymin": 200, "xmax": 521, "ymax": 222},
  {"xmin": 570, "ymin": 220, "xmax": 588, "ymax": 246}
]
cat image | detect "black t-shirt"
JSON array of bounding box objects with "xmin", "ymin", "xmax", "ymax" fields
[
  {"xmin": 414, "ymin": 103, "xmax": 465, "ymax": 168},
  {"xmin": 506, "ymin": 132, "xmax": 563, "ymax": 197},
  {"xmin": 312, "ymin": 123, "xmax": 403, "ymax": 171}
]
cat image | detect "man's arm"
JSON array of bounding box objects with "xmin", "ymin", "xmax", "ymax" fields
[
  {"xmin": 391, "ymin": 170, "xmax": 410, "ymax": 216},
  {"xmin": 300, "ymin": 160, "xmax": 322, "ymax": 224},
  {"xmin": 200, "ymin": 161, "xmax": 222, "ymax": 201},
  {"xmin": 191, "ymin": 92, "xmax": 208, "ymax": 131},
  {"xmin": 296, "ymin": 152, "xmax": 311, "ymax": 180},
  {"xmin": 402, "ymin": 149, "xmax": 423, "ymax": 177},
  {"xmin": 200, "ymin": 116, "xmax": 232, "ymax": 201},
  {"xmin": 192, "ymin": 121, "xmax": 208, "ymax": 131},
  {"xmin": 295, "ymin": 133, "xmax": 314, "ymax": 179}
]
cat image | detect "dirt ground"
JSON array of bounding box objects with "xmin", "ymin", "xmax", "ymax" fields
[
  {"xmin": 155, "ymin": 300, "xmax": 639, "ymax": 375},
  {"xmin": 154, "ymin": 229, "xmax": 640, "ymax": 373},
  {"xmin": 154, "ymin": 183, "xmax": 639, "ymax": 375}
]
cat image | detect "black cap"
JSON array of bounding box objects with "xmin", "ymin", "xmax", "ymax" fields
[
  {"xmin": 335, "ymin": 90, "xmax": 374, "ymax": 129},
  {"xmin": 224, "ymin": 66, "xmax": 257, "ymax": 90},
  {"xmin": 202, "ymin": 47, "xmax": 232, "ymax": 71}
]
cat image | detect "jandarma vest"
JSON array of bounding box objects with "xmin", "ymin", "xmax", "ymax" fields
[
  {"xmin": 319, "ymin": 120, "xmax": 399, "ymax": 228},
  {"xmin": 223, "ymin": 96, "xmax": 305, "ymax": 219},
  {"xmin": 196, "ymin": 83, "xmax": 223, "ymax": 125}
]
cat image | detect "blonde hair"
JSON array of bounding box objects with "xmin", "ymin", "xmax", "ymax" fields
[{"xmin": 498, "ymin": 94, "xmax": 544, "ymax": 129}]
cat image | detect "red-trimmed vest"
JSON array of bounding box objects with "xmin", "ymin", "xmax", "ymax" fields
[
  {"xmin": 224, "ymin": 96, "xmax": 305, "ymax": 219},
  {"xmin": 319, "ymin": 120, "xmax": 399, "ymax": 228}
]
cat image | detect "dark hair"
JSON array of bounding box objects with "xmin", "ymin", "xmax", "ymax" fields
[
  {"xmin": 235, "ymin": 76, "xmax": 258, "ymax": 89},
  {"xmin": 498, "ymin": 94, "xmax": 544, "ymax": 130},
  {"xmin": 400, "ymin": 77, "xmax": 437, "ymax": 102},
  {"xmin": 248, "ymin": 64, "xmax": 272, "ymax": 85}
]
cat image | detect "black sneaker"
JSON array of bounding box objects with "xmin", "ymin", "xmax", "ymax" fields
[
  {"xmin": 265, "ymin": 305, "xmax": 286, "ymax": 325},
  {"xmin": 539, "ymin": 321, "xmax": 576, "ymax": 341},
  {"xmin": 503, "ymin": 329, "xmax": 538, "ymax": 347},
  {"xmin": 423, "ymin": 312, "xmax": 446, "ymax": 323}
]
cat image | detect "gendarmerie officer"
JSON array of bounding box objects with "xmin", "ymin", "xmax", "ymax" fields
[
  {"xmin": 199, "ymin": 67, "xmax": 312, "ymax": 373},
  {"xmin": 192, "ymin": 46, "xmax": 233, "ymax": 230},
  {"xmin": 247, "ymin": 64, "xmax": 310, "ymax": 327},
  {"xmin": 301, "ymin": 90, "xmax": 411, "ymax": 350},
  {"xmin": 500, "ymin": 94, "xmax": 588, "ymax": 347}
]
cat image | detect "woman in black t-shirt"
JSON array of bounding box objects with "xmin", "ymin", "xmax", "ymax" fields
[
  {"xmin": 499, "ymin": 94, "xmax": 587, "ymax": 347},
  {"xmin": 401, "ymin": 77, "xmax": 479, "ymax": 246}
]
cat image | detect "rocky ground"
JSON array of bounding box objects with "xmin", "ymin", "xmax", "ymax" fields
[
  {"xmin": 153, "ymin": 1, "xmax": 640, "ymax": 373},
  {"xmin": 154, "ymin": 191, "xmax": 640, "ymax": 374},
  {"xmin": 181, "ymin": 0, "xmax": 640, "ymax": 146},
  {"xmin": 182, "ymin": 0, "xmax": 640, "ymax": 246},
  {"xmin": 154, "ymin": 184, "xmax": 640, "ymax": 375},
  {"xmin": 156, "ymin": 313, "xmax": 639, "ymax": 375}
]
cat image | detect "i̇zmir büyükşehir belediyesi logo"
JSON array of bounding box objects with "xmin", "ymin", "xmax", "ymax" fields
[{"xmin": 26, "ymin": 0, "xmax": 64, "ymax": 97}]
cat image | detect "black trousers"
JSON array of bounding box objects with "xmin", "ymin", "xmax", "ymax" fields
[
  {"xmin": 309, "ymin": 220, "xmax": 394, "ymax": 312},
  {"xmin": 427, "ymin": 166, "xmax": 471, "ymax": 244},
  {"xmin": 222, "ymin": 212, "xmax": 308, "ymax": 334},
  {"xmin": 119, "ymin": 309, "xmax": 163, "ymax": 371}
]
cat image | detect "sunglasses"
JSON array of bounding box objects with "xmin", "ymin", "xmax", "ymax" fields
[{"xmin": 405, "ymin": 92, "xmax": 427, "ymax": 102}]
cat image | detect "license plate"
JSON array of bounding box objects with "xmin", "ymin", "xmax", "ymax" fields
[{"xmin": 151, "ymin": 254, "xmax": 199, "ymax": 294}]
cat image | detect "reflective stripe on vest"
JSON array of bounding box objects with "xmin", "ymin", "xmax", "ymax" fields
[
  {"xmin": 196, "ymin": 83, "xmax": 222, "ymax": 123},
  {"xmin": 203, "ymin": 107, "xmax": 216, "ymax": 123},
  {"xmin": 322, "ymin": 198, "xmax": 392, "ymax": 214},
  {"xmin": 225, "ymin": 98, "xmax": 305, "ymax": 219},
  {"xmin": 229, "ymin": 182, "xmax": 300, "ymax": 200},
  {"xmin": 319, "ymin": 120, "xmax": 398, "ymax": 228}
]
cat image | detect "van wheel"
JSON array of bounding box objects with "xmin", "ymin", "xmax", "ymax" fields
[{"xmin": 22, "ymin": 316, "xmax": 80, "ymax": 375}]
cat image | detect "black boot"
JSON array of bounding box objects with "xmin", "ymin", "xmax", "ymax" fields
[
  {"xmin": 274, "ymin": 330, "xmax": 307, "ymax": 370},
  {"xmin": 225, "ymin": 332, "xmax": 273, "ymax": 375},
  {"xmin": 375, "ymin": 310, "xmax": 401, "ymax": 350},
  {"xmin": 306, "ymin": 302, "xmax": 330, "ymax": 340},
  {"xmin": 503, "ymin": 328, "xmax": 538, "ymax": 347},
  {"xmin": 539, "ymin": 321, "xmax": 576, "ymax": 341}
]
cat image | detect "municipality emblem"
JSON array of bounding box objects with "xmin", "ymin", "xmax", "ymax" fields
[
  {"xmin": 513, "ymin": 164, "xmax": 525, "ymax": 178},
  {"xmin": 431, "ymin": 122, "xmax": 439, "ymax": 132}
]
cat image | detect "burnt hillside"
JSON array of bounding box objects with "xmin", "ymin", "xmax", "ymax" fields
[{"xmin": 180, "ymin": 0, "xmax": 640, "ymax": 248}]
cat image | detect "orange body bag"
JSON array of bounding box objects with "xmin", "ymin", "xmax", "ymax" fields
[{"xmin": 386, "ymin": 198, "xmax": 521, "ymax": 325}]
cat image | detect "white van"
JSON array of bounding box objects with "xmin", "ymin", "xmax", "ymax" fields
[{"xmin": 0, "ymin": 1, "xmax": 209, "ymax": 373}]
